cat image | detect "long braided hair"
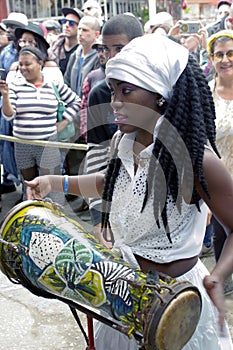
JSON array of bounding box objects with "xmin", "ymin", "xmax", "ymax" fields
[{"xmin": 101, "ymin": 55, "xmax": 219, "ymax": 242}]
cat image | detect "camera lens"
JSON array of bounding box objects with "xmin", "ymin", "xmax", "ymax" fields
[{"xmin": 181, "ymin": 24, "xmax": 188, "ymax": 33}]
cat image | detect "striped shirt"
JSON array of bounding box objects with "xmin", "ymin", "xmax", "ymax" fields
[{"xmin": 3, "ymin": 79, "xmax": 81, "ymax": 140}]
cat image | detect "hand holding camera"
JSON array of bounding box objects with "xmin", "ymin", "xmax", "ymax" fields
[
  {"xmin": 0, "ymin": 69, "xmax": 9, "ymax": 97},
  {"xmin": 179, "ymin": 21, "xmax": 200, "ymax": 34},
  {"xmin": 0, "ymin": 68, "xmax": 6, "ymax": 81}
]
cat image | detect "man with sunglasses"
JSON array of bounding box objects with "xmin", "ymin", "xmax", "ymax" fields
[
  {"xmin": 64, "ymin": 15, "xmax": 100, "ymax": 97},
  {"xmin": 49, "ymin": 7, "xmax": 84, "ymax": 76}
]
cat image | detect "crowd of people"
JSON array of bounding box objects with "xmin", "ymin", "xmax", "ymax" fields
[{"xmin": 0, "ymin": 1, "xmax": 233, "ymax": 349}]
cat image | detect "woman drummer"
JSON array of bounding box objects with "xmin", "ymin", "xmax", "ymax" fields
[{"xmin": 26, "ymin": 34, "xmax": 233, "ymax": 349}]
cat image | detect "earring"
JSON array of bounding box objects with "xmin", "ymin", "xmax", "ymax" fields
[{"xmin": 157, "ymin": 97, "xmax": 166, "ymax": 107}]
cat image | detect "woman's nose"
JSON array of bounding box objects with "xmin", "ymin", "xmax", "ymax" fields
[{"xmin": 111, "ymin": 99, "xmax": 123, "ymax": 110}]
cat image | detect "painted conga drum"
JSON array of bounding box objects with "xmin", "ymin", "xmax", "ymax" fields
[{"xmin": 0, "ymin": 199, "xmax": 202, "ymax": 350}]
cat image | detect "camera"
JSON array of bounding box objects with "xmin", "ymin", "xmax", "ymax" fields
[
  {"xmin": 180, "ymin": 21, "xmax": 200, "ymax": 34},
  {"xmin": 0, "ymin": 68, "xmax": 6, "ymax": 81}
]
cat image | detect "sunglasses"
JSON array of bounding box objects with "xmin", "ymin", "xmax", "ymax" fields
[
  {"xmin": 18, "ymin": 38, "xmax": 37, "ymax": 47},
  {"xmin": 96, "ymin": 46, "xmax": 104, "ymax": 53},
  {"xmin": 212, "ymin": 49, "xmax": 233, "ymax": 62},
  {"xmin": 6, "ymin": 24, "xmax": 18, "ymax": 29},
  {"xmin": 60, "ymin": 18, "xmax": 79, "ymax": 27}
]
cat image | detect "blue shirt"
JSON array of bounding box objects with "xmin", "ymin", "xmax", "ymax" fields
[{"xmin": 0, "ymin": 42, "xmax": 18, "ymax": 74}]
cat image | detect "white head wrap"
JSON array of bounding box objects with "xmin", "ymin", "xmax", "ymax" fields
[{"xmin": 105, "ymin": 34, "xmax": 189, "ymax": 100}]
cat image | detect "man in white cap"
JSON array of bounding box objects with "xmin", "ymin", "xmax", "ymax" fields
[
  {"xmin": 48, "ymin": 7, "xmax": 84, "ymax": 76},
  {"xmin": 144, "ymin": 11, "xmax": 174, "ymax": 34},
  {"xmin": 0, "ymin": 12, "xmax": 28, "ymax": 196},
  {"xmin": 1, "ymin": 12, "xmax": 28, "ymax": 72},
  {"xmin": 82, "ymin": 0, "xmax": 103, "ymax": 27}
]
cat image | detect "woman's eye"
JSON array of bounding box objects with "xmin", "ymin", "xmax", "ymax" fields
[{"xmin": 122, "ymin": 87, "xmax": 132, "ymax": 94}]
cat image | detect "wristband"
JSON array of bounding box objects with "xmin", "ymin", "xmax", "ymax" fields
[{"xmin": 63, "ymin": 175, "xmax": 69, "ymax": 194}]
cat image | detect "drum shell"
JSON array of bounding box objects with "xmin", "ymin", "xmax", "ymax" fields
[{"xmin": 0, "ymin": 200, "xmax": 202, "ymax": 350}]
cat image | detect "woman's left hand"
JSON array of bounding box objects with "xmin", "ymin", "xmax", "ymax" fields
[{"xmin": 203, "ymin": 275, "xmax": 226, "ymax": 334}]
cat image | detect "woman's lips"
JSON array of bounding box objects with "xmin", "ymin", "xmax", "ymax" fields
[{"xmin": 114, "ymin": 112, "xmax": 128, "ymax": 124}]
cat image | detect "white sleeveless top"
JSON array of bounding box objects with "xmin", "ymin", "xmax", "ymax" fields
[{"xmin": 110, "ymin": 131, "xmax": 208, "ymax": 264}]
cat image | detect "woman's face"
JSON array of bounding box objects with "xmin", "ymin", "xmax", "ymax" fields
[
  {"xmin": 18, "ymin": 32, "xmax": 37, "ymax": 48},
  {"xmin": 18, "ymin": 54, "xmax": 42, "ymax": 83},
  {"xmin": 109, "ymin": 78, "xmax": 161, "ymax": 135},
  {"xmin": 212, "ymin": 39, "xmax": 233, "ymax": 78}
]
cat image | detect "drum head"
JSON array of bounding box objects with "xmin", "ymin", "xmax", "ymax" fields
[{"xmin": 145, "ymin": 286, "xmax": 202, "ymax": 350}]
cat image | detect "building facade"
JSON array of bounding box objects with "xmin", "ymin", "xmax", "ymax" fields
[{"xmin": 0, "ymin": 0, "xmax": 221, "ymax": 24}]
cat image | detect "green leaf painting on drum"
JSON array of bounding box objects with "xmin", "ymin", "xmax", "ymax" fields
[
  {"xmin": 54, "ymin": 238, "xmax": 93, "ymax": 283},
  {"xmin": 39, "ymin": 264, "xmax": 106, "ymax": 307},
  {"xmin": 38, "ymin": 238, "xmax": 107, "ymax": 307}
]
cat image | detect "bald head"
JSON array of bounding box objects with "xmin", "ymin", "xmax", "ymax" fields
[{"xmin": 78, "ymin": 15, "xmax": 100, "ymax": 32}]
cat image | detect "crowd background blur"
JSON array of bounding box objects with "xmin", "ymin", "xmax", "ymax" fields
[{"xmin": 0, "ymin": 2, "xmax": 232, "ymax": 296}]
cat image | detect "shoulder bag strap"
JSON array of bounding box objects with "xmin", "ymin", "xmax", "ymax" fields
[{"xmin": 51, "ymin": 82, "xmax": 60, "ymax": 102}]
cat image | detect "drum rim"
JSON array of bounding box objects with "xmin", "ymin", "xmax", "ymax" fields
[
  {"xmin": 143, "ymin": 282, "xmax": 202, "ymax": 350},
  {"xmin": 0, "ymin": 199, "xmax": 43, "ymax": 236}
]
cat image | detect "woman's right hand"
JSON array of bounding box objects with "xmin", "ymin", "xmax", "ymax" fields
[
  {"xmin": 25, "ymin": 176, "xmax": 52, "ymax": 200},
  {"xmin": 0, "ymin": 79, "xmax": 9, "ymax": 96}
]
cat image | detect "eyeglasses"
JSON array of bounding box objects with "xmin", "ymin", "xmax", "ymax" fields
[
  {"xmin": 18, "ymin": 38, "xmax": 37, "ymax": 47},
  {"xmin": 212, "ymin": 50, "xmax": 233, "ymax": 62},
  {"xmin": 60, "ymin": 18, "xmax": 79, "ymax": 27}
]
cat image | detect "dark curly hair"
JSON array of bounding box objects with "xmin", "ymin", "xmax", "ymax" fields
[{"xmin": 101, "ymin": 54, "xmax": 219, "ymax": 243}]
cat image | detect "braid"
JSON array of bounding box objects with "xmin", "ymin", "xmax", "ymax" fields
[
  {"xmin": 145, "ymin": 55, "xmax": 219, "ymax": 241},
  {"xmin": 101, "ymin": 135, "xmax": 122, "ymax": 235}
]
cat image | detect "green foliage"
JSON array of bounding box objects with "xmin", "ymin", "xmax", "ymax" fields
[{"xmin": 134, "ymin": 7, "xmax": 149, "ymax": 25}]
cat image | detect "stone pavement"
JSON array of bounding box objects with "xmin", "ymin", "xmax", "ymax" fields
[{"xmin": 0, "ymin": 185, "xmax": 232, "ymax": 349}]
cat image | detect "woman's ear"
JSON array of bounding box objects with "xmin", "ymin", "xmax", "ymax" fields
[
  {"xmin": 39, "ymin": 60, "xmax": 44, "ymax": 70},
  {"xmin": 208, "ymin": 53, "xmax": 214, "ymax": 62}
]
